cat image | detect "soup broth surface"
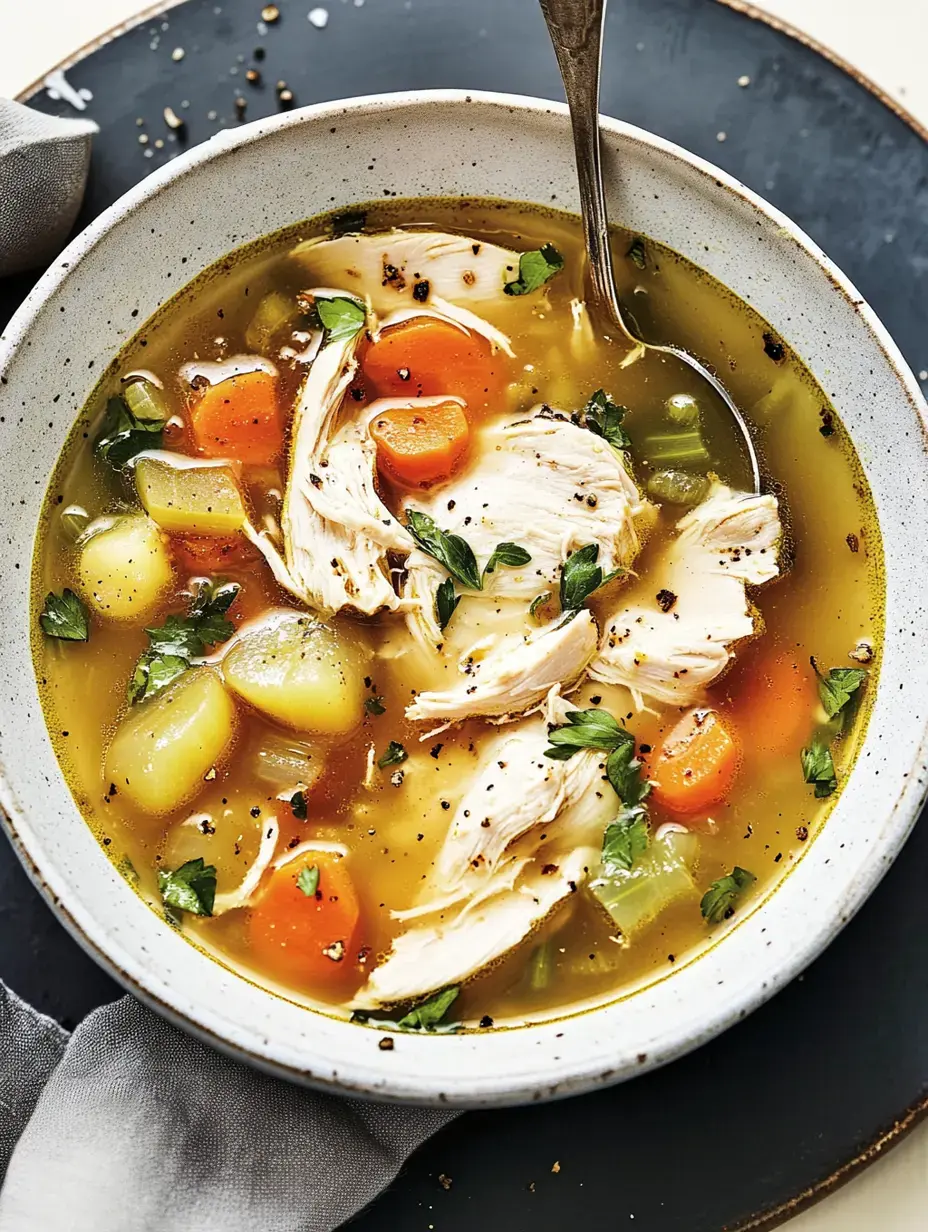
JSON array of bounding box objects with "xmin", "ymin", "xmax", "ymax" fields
[{"xmin": 33, "ymin": 199, "xmax": 882, "ymax": 1029}]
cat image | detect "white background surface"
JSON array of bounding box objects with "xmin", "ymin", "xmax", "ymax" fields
[{"xmin": 1, "ymin": 0, "xmax": 927, "ymax": 1227}]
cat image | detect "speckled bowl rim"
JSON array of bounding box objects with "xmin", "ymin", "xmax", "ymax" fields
[{"xmin": 1, "ymin": 90, "xmax": 927, "ymax": 1106}]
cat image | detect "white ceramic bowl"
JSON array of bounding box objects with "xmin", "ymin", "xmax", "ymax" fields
[{"xmin": 2, "ymin": 91, "xmax": 927, "ymax": 1106}]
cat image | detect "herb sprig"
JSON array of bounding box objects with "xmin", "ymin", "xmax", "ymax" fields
[
  {"xmin": 813, "ymin": 661, "xmax": 868, "ymax": 724},
  {"xmin": 435, "ymin": 577, "xmax": 460, "ymax": 631},
  {"xmin": 129, "ymin": 578, "xmax": 239, "ymax": 703},
  {"xmin": 377, "ymin": 740, "xmax": 408, "ymax": 770},
  {"xmin": 159, "ymin": 857, "xmax": 217, "ymax": 918},
  {"xmin": 39, "ymin": 588, "xmax": 89, "ymax": 642},
  {"xmin": 406, "ymin": 510, "xmax": 531, "ymax": 596},
  {"xmin": 95, "ymin": 387, "xmax": 165, "ymax": 469},
  {"xmin": 314, "ymin": 295, "xmax": 366, "ymax": 344},
  {"xmin": 296, "ymin": 865, "xmax": 320, "ymax": 897},
  {"xmin": 559, "ymin": 544, "xmax": 623, "ymax": 613},
  {"xmin": 572, "ymin": 389, "xmax": 631, "ymax": 451},
  {"xmin": 353, "ymin": 986, "xmax": 461, "ymax": 1034},
  {"xmin": 700, "ymin": 867, "xmax": 756, "ymax": 924},
  {"xmin": 503, "ymin": 244, "xmax": 564, "ymax": 296},
  {"xmin": 801, "ymin": 738, "xmax": 837, "ymax": 799}
]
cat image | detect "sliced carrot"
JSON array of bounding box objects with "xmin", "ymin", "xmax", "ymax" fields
[
  {"xmin": 248, "ymin": 850, "xmax": 362, "ymax": 988},
  {"xmin": 172, "ymin": 534, "xmax": 257, "ymax": 575},
  {"xmin": 190, "ymin": 369, "xmax": 283, "ymax": 465},
  {"xmin": 650, "ymin": 708, "xmax": 742, "ymax": 816},
  {"xmin": 360, "ymin": 316, "xmax": 506, "ymax": 414},
  {"xmin": 370, "ymin": 398, "xmax": 470, "ymax": 487},
  {"xmin": 732, "ymin": 647, "xmax": 816, "ymax": 760}
]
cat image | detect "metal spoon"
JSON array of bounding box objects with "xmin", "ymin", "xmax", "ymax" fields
[{"xmin": 539, "ymin": 0, "xmax": 761, "ymax": 495}]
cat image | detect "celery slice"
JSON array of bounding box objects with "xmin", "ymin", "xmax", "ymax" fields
[
  {"xmin": 641, "ymin": 428, "xmax": 710, "ymax": 467},
  {"xmin": 590, "ymin": 829, "xmax": 699, "ymax": 939},
  {"xmin": 135, "ymin": 452, "xmax": 248, "ymax": 535}
]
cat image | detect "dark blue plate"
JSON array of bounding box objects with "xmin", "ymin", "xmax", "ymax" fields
[{"xmin": 2, "ymin": 1, "xmax": 927, "ymax": 1227}]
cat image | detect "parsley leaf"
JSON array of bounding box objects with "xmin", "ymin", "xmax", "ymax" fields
[
  {"xmin": 435, "ymin": 577, "xmax": 460, "ymax": 631},
  {"xmin": 503, "ymin": 243, "xmax": 564, "ymax": 296},
  {"xmin": 626, "ymin": 237, "xmax": 647, "ymax": 269},
  {"xmin": 801, "ymin": 739, "xmax": 837, "ymax": 798},
  {"xmin": 529, "ymin": 591, "xmax": 553, "ymax": 623},
  {"xmin": 315, "ymin": 295, "xmax": 366, "ymax": 344},
  {"xmin": 573, "ymin": 389, "xmax": 632, "ymax": 450},
  {"xmin": 700, "ymin": 867, "xmax": 756, "ymax": 924},
  {"xmin": 545, "ymin": 707, "xmax": 632, "ymax": 759},
  {"xmin": 601, "ymin": 811, "xmax": 650, "ymax": 873},
  {"xmin": 559, "ymin": 544, "xmax": 622, "ymax": 612},
  {"xmin": 290, "ymin": 790, "xmax": 308, "ymax": 820},
  {"xmin": 39, "ymin": 588, "xmax": 89, "ymax": 641},
  {"xmin": 813, "ymin": 662, "xmax": 868, "ymax": 722},
  {"xmin": 377, "ymin": 740, "xmax": 408, "ymax": 770},
  {"xmin": 483, "ymin": 541, "xmax": 532, "ymax": 580},
  {"xmin": 129, "ymin": 579, "xmax": 240, "ymax": 703},
  {"xmin": 364, "ymin": 695, "xmax": 386, "ymax": 716},
  {"xmin": 94, "ymin": 392, "xmax": 164, "ymax": 469},
  {"xmin": 127, "ymin": 651, "xmax": 189, "ymax": 703},
  {"xmin": 605, "ymin": 740, "xmax": 650, "ymax": 807},
  {"xmin": 405, "ymin": 509, "xmax": 481, "ymax": 590},
  {"xmin": 395, "ymin": 986, "xmax": 460, "ymax": 1030},
  {"xmin": 158, "ymin": 857, "xmax": 216, "ymax": 918},
  {"xmin": 296, "ymin": 865, "xmax": 319, "ymax": 897}
]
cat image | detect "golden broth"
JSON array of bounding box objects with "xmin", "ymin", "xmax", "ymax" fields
[{"xmin": 32, "ymin": 199, "xmax": 882, "ymax": 1027}]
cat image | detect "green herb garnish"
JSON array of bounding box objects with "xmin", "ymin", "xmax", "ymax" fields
[
  {"xmin": 290, "ymin": 790, "xmax": 308, "ymax": 820},
  {"xmin": 483, "ymin": 541, "xmax": 532, "ymax": 581},
  {"xmin": 700, "ymin": 867, "xmax": 756, "ymax": 924},
  {"xmin": 435, "ymin": 577, "xmax": 460, "ymax": 631},
  {"xmin": 529, "ymin": 591, "xmax": 553, "ymax": 623},
  {"xmin": 395, "ymin": 986, "xmax": 460, "ymax": 1030},
  {"xmin": 503, "ymin": 243, "xmax": 564, "ymax": 296},
  {"xmin": 94, "ymin": 388, "xmax": 165, "ymax": 469},
  {"xmin": 626, "ymin": 237, "xmax": 647, "ymax": 269},
  {"xmin": 39, "ymin": 588, "xmax": 89, "ymax": 642},
  {"xmin": 601, "ymin": 812, "xmax": 650, "ymax": 873},
  {"xmin": 377, "ymin": 740, "xmax": 408, "ymax": 770},
  {"xmin": 544, "ymin": 707, "xmax": 632, "ymax": 760},
  {"xmin": 158, "ymin": 857, "xmax": 216, "ymax": 918},
  {"xmin": 559, "ymin": 544, "xmax": 622, "ymax": 613},
  {"xmin": 813, "ymin": 662, "xmax": 868, "ymax": 723},
  {"xmin": 406, "ymin": 509, "xmax": 481, "ymax": 590},
  {"xmin": 573, "ymin": 389, "xmax": 631, "ymax": 450},
  {"xmin": 315, "ymin": 295, "xmax": 366, "ymax": 344},
  {"xmin": 801, "ymin": 739, "xmax": 837, "ymax": 798},
  {"xmin": 364, "ymin": 695, "xmax": 386, "ymax": 716},
  {"xmin": 296, "ymin": 865, "xmax": 319, "ymax": 897},
  {"xmin": 128, "ymin": 579, "xmax": 240, "ymax": 703},
  {"xmin": 605, "ymin": 739, "xmax": 650, "ymax": 809}
]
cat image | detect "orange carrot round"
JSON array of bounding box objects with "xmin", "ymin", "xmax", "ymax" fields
[
  {"xmin": 249, "ymin": 850, "xmax": 361, "ymax": 988},
  {"xmin": 370, "ymin": 398, "xmax": 470, "ymax": 487},
  {"xmin": 190, "ymin": 369, "xmax": 283, "ymax": 465},
  {"xmin": 733, "ymin": 648, "xmax": 816, "ymax": 760},
  {"xmin": 650, "ymin": 708, "xmax": 742, "ymax": 816},
  {"xmin": 360, "ymin": 316, "xmax": 506, "ymax": 414}
]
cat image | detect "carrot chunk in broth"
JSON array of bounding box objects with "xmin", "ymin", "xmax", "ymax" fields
[
  {"xmin": 360, "ymin": 316, "xmax": 506, "ymax": 414},
  {"xmin": 249, "ymin": 850, "xmax": 362, "ymax": 988},
  {"xmin": 190, "ymin": 369, "xmax": 283, "ymax": 464},
  {"xmin": 650, "ymin": 708, "xmax": 742, "ymax": 816},
  {"xmin": 370, "ymin": 398, "xmax": 470, "ymax": 487}
]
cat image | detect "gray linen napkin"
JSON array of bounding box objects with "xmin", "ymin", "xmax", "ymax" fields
[
  {"xmin": 0, "ymin": 98, "xmax": 97, "ymax": 277},
  {"xmin": 0, "ymin": 984, "xmax": 456, "ymax": 1231}
]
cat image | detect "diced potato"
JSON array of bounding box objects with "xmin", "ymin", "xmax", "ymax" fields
[
  {"xmin": 223, "ymin": 611, "xmax": 369, "ymax": 735},
  {"xmin": 104, "ymin": 668, "xmax": 237, "ymax": 814},
  {"xmin": 77, "ymin": 512, "xmax": 173, "ymax": 622},
  {"xmin": 134, "ymin": 452, "xmax": 248, "ymax": 536}
]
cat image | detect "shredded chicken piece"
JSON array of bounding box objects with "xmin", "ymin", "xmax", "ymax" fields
[
  {"xmin": 250, "ymin": 312, "xmax": 413, "ymax": 616},
  {"xmin": 405, "ymin": 609, "xmax": 598, "ymax": 726},
  {"xmin": 354, "ymin": 696, "xmax": 614, "ymax": 1008},
  {"xmin": 403, "ymin": 409, "xmax": 650, "ymax": 647},
  {"xmin": 212, "ymin": 818, "xmax": 279, "ymax": 915},
  {"xmin": 353, "ymin": 844, "xmax": 597, "ymax": 1009},
  {"xmin": 590, "ymin": 483, "xmax": 781, "ymax": 707},
  {"xmin": 289, "ymin": 229, "xmax": 529, "ymax": 316}
]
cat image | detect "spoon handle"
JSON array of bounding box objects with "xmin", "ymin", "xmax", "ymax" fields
[{"xmin": 539, "ymin": 0, "xmax": 625, "ymax": 329}]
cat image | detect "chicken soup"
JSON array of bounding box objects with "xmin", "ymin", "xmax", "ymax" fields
[{"xmin": 33, "ymin": 199, "xmax": 881, "ymax": 1031}]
